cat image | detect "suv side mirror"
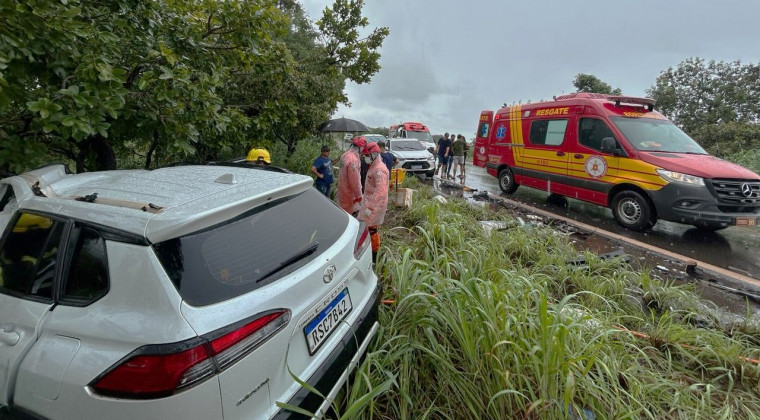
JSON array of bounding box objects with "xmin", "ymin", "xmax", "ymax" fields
[{"xmin": 600, "ymin": 137, "xmax": 621, "ymax": 156}]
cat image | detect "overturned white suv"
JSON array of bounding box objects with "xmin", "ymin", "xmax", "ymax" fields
[{"xmin": 0, "ymin": 163, "xmax": 379, "ymax": 419}]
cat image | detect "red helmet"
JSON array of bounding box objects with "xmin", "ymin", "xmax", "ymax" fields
[
  {"xmin": 352, "ymin": 137, "xmax": 367, "ymax": 148},
  {"xmin": 362, "ymin": 142, "xmax": 381, "ymax": 155}
]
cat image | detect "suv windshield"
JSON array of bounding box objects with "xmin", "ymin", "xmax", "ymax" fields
[
  {"xmin": 390, "ymin": 140, "xmax": 425, "ymax": 151},
  {"xmin": 611, "ymin": 117, "xmax": 707, "ymax": 154},
  {"xmin": 153, "ymin": 189, "xmax": 348, "ymax": 306},
  {"xmin": 405, "ymin": 131, "xmax": 433, "ymax": 142}
]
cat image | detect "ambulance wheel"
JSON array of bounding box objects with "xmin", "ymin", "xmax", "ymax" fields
[
  {"xmin": 612, "ymin": 190, "xmax": 655, "ymax": 231},
  {"xmin": 498, "ymin": 168, "xmax": 518, "ymax": 194}
]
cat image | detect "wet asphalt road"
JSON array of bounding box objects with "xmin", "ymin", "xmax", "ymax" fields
[{"xmin": 431, "ymin": 161, "xmax": 760, "ymax": 280}]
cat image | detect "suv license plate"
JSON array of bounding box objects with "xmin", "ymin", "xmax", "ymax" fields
[
  {"xmin": 736, "ymin": 217, "xmax": 757, "ymax": 226},
  {"xmin": 411, "ymin": 164, "xmax": 422, "ymax": 170},
  {"xmin": 304, "ymin": 288, "xmax": 352, "ymax": 355}
]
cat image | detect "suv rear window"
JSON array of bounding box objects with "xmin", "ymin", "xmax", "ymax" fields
[{"xmin": 153, "ymin": 189, "xmax": 348, "ymax": 306}]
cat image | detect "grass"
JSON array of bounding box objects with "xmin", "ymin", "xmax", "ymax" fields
[{"xmin": 331, "ymin": 177, "xmax": 760, "ymax": 419}]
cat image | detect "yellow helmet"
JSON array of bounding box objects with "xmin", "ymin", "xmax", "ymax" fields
[
  {"xmin": 246, "ymin": 148, "xmax": 271, "ymax": 164},
  {"xmin": 12, "ymin": 213, "xmax": 53, "ymax": 233}
]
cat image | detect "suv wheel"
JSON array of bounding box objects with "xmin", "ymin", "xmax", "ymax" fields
[
  {"xmin": 498, "ymin": 168, "xmax": 518, "ymax": 194},
  {"xmin": 611, "ymin": 190, "xmax": 655, "ymax": 231}
]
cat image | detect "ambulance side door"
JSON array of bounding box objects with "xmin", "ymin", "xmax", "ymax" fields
[
  {"xmin": 487, "ymin": 117, "xmax": 513, "ymax": 172},
  {"xmin": 567, "ymin": 117, "xmax": 625, "ymax": 205},
  {"xmin": 520, "ymin": 116, "xmax": 572, "ymax": 195}
]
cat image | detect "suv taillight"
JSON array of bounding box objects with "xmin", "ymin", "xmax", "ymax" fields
[
  {"xmin": 90, "ymin": 310, "xmax": 290, "ymax": 399},
  {"xmin": 354, "ymin": 222, "xmax": 370, "ymax": 259}
]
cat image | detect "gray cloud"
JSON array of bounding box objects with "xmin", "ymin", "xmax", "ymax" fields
[{"xmin": 304, "ymin": 0, "xmax": 760, "ymax": 138}]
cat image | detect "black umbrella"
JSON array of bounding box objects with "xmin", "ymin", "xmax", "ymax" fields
[{"xmin": 318, "ymin": 117, "xmax": 369, "ymax": 133}]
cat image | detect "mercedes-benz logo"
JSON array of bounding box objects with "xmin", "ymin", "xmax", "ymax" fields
[
  {"xmin": 323, "ymin": 265, "xmax": 337, "ymax": 283},
  {"xmin": 741, "ymin": 183, "xmax": 753, "ymax": 197}
]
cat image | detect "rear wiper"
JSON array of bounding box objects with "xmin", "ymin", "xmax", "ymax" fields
[{"xmin": 256, "ymin": 242, "xmax": 319, "ymax": 283}]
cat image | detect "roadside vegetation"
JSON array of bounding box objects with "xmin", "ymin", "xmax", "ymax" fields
[{"xmin": 336, "ymin": 177, "xmax": 760, "ymax": 419}]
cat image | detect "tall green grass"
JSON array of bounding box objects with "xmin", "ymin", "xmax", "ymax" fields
[{"xmin": 337, "ymin": 184, "xmax": 760, "ymax": 419}]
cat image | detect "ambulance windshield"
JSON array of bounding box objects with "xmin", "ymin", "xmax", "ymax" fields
[{"xmin": 611, "ymin": 117, "xmax": 707, "ymax": 154}]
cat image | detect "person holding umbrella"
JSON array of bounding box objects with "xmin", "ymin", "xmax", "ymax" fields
[
  {"xmin": 337, "ymin": 137, "xmax": 366, "ymax": 216},
  {"xmin": 358, "ymin": 142, "xmax": 389, "ymax": 264}
]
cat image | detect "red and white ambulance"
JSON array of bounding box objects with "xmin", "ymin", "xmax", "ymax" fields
[{"xmin": 474, "ymin": 93, "xmax": 760, "ymax": 231}]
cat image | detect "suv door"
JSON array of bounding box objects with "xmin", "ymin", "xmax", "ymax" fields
[{"xmin": 0, "ymin": 212, "xmax": 66, "ymax": 406}]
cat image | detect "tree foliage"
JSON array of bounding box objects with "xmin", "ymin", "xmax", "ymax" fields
[
  {"xmin": 0, "ymin": 0, "xmax": 388, "ymax": 173},
  {"xmin": 573, "ymin": 73, "xmax": 622, "ymax": 95},
  {"xmin": 367, "ymin": 126, "xmax": 389, "ymax": 136},
  {"xmin": 647, "ymin": 58, "xmax": 760, "ymax": 157}
]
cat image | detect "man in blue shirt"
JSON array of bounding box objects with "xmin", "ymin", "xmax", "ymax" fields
[
  {"xmin": 378, "ymin": 140, "xmax": 398, "ymax": 173},
  {"xmin": 435, "ymin": 133, "xmax": 451, "ymax": 178},
  {"xmin": 310, "ymin": 145, "xmax": 334, "ymax": 197}
]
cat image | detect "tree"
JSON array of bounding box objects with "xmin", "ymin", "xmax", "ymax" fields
[
  {"xmin": 318, "ymin": 0, "xmax": 389, "ymax": 85},
  {"xmin": 646, "ymin": 58, "xmax": 760, "ymax": 157},
  {"xmin": 0, "ymin": 0, "xmax": 388, "ymax": 173},
  {"xmin": 367, "ymin": 126, "xmax": 389, "ymax": 137},
  {"xmin": 1, "ymin": 0, "xmax": 287, "ymax": 173},
  {"xmin": 573, "ymin": 73, "xmax": 622, "ymax": 95},
  {"xmin": 224, "ymin": 0, "xmax": 389, "ymax": 155},
  {"xmin": 647, "ymin": 58, "xmax": 760, "ymax": 134}
]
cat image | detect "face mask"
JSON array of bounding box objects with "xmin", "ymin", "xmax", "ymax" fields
[{"xmin": 364, "ymin": 156, "xmax": 372, "ymax": 164}]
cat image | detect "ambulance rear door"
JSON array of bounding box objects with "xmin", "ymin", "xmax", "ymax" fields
[{"xmin": 474, "ymin": 111, "xmax": 493, "ymax": 167}]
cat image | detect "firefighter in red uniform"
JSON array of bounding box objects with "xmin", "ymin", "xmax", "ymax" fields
[
  {"xmin": 358, "ymin": 142, "xmax": 389, "ymax": 263},
  {"xmin": 337, "ymin": 137, "xmax": 367, "ymax": 215}
]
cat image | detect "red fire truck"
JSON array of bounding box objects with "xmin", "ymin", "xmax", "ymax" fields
[
  {"xmin": 389, "ymin": 121, "xmax": 435, "ymax": 152},
  {"xmin": 474, "ymin": 93, "xmax": 760, "ymax": 231},
  {"xmin": 388, "ymin": 121, "xmax": 436, "ymax": 177}
]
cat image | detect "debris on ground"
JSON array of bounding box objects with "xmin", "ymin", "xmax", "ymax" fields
[
  {"xmin": 428, "ymin": 176, "xmax": 760, "ymax": 315},
  {"xmin": 479, "ymin": 220, "xmax": 517, "ymax": 235},
  {"xmin": 685, "ymin": 260, "xmax": 701, "ymax": 278},
  {"xmin": 567, "ymin": 249, "xmax": 632, "ymax": 267}
]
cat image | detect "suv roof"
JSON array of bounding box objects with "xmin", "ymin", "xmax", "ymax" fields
[{"xmin": 3, "ymin": 164, "xmax": 313, "ymax": 243}]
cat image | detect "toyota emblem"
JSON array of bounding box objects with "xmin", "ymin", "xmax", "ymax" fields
[
  {"xmin": 323, "ymin": 265, "xmax": 337, "ymax": 283},
  {"xmin": 741, "ymin": 183, "xmax": 753, "ymax": 197}
]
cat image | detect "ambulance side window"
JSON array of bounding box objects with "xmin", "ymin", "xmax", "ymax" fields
[
  {"xmin": 579, "ymin": 118, "xmax": 618, "ymax": 151},
  {"xmin": 530, "ymin": 119, "xmax": 568, "ymax": 146}
]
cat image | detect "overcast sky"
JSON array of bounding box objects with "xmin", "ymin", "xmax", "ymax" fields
[{"xmin": 301, "ymin": 0, "xmax": 760, "ymax": 138}]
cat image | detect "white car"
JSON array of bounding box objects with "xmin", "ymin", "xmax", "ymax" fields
[
  {"xmin": 0, "ymin": 163, "xmax": 379, "ymax": 419},
  {"xmin": 386, "ymin": 139, "xmax": 436, "ymax": 177}
]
